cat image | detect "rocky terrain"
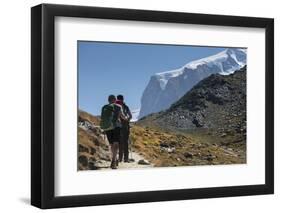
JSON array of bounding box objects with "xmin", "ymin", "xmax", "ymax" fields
[
  {"xmin": 78, "ymin": 110, "xmax": 111, "ymax": 170},
  {"xmin": 139, "ymin": 66, "xmax": 246, "ymax": 133}
]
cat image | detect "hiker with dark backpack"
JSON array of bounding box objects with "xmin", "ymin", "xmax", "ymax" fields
[
  {"xmin": 100, "ymin": 95, "xmax": 127, "ymax": 169},
  {"xmin": 116, "ymin": 95, "xmax": 132, "ymax": 163}
]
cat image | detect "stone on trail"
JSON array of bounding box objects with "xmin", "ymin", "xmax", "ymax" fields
[{"xmin": 138, "ymin": 159, "xmax": 150, "ymax": 165}]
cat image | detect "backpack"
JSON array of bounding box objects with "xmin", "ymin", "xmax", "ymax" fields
[{"xmin": 100, "ymin": 104, "xmax": 115, "ymax": 131}]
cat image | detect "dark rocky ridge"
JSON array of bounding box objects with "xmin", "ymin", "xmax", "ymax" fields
[{"xmin": 139, "ymin": 66, "xmax": 246, "ymax": 139}]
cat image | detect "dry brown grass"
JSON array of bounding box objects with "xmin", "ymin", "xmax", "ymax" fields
[
  {"xmin": 79, "ymin": 109, "xmax": 100, "ymax": 125},
  {"xmin": 130, "ymin": 124, "xmax": 246, "ymax": 167}
]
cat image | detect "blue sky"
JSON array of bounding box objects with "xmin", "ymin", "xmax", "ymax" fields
[{"xmin": 78, "ymin": 41, "xmax": 226, "ymax": 115}]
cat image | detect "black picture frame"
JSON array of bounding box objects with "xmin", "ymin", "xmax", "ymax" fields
[{"xmin": 31, "ymin": 3, "xmax": 274, "ymax": 209}]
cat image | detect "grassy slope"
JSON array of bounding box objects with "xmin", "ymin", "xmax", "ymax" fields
[
  {"xmin": 130, "ymin": 124, "xmax": 246, "ymax": 167},
  {"xmin": 79, "ymin": 110, "xmax": 100, "ymax": 125}
]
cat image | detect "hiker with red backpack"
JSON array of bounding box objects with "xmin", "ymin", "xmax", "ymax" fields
[
  {"xmin": 100, "ymin": 95, "xmax": 127, "ymax": 169},
  {"xmin": 116, "ymin": 95, "xmax": 132, "ymax": 163}
]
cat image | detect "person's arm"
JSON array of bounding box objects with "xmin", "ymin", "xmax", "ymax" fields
[{"xmin": 126, "ymin": 106, "xmax": 132, "ymax": 121}]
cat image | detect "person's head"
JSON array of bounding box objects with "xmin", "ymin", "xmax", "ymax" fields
[
  {"xmin": 108, "ymin": 95, "xmax": 116, "ymax": 103},
  {"xmin": 117, "ymin": 94, "xmax": 124, "ymax": 102}
]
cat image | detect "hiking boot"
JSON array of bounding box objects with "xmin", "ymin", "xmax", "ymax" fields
[{"xmin": 110, "ymin": 160, "xmax": 118, "ymax": 169}]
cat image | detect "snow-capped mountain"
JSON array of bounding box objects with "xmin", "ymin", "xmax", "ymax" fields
[
  {"xmin": 139, "ymin": 48, "xmax": 247, "ymax": 118},
  {"xmin": 131, "ymin": 108, "xmax": 140, "ymax": 122}
]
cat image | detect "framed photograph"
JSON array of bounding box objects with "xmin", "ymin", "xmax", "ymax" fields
[{"xmin": 31, "ymin": 3, "xmax": 274, "ymax": 209}]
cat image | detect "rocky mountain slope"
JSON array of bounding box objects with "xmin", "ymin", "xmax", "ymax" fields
[
  {"xmin": 139, "ymin": 48, "xmax": 247, "ymax": 118},
  {"xmin": 135, "ymin": 66, "xmax": 247, "ymax": 166},
  {"xmin": 139, "ymin": 66, "xmax": 246, "ymax": 132}
]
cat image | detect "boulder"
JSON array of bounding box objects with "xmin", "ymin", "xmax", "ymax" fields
[
  {"xmin": 138, "ymin": 159, "xmax": 150, "ymax": 165},
  {"xmin": 184, "ymin": 152, "xmax": 193, "ymax": 158},
  {"xmin": 79, "ymin": 155, "xmax": 88, "ymax": 167}
]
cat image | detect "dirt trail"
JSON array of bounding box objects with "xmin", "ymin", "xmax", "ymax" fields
[{"xmin": 97, "ymin": 150, "xmax": 153, "ymax": 170}]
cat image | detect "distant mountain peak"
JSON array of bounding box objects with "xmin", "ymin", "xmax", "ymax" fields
[
  {"xmin": 154, "ymin": 48, "xmax": 247, "ymax": 90},
  {"xmin": 154, "ymin": 68, "xmax": 184, "ymax": 90},
  {"xmin": 185, "ymin": 49, "xmax": 229, "ymax": 70},
  {"xmin": 139, "ymin": 48, "xmax": 247, "ymax": 118}
]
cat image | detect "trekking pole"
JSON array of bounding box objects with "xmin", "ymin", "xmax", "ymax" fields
[
  {"xmin": 128, "ymin": 123, "xmax": 134, "ymax": 162},
  {"xmin": 129, "ymin": 137, "xmax": 135, "ymax": 162},
  {"xmin": 130, "ymin": 138, "xmax": 132, "ymax": 160}
]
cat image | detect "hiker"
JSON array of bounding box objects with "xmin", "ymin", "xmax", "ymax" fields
[
  {"xmin": 100, "ymin": 95, "xmax": 127, "ymax": 169},
  {"xmin": 116, "ymin": 95, "xmax": 132, "ymax": 163}
]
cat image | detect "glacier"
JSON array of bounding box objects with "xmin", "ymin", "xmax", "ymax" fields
[{"xmin": 139, "ymin": 48, "xmax": 247, "ymax": 118}]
